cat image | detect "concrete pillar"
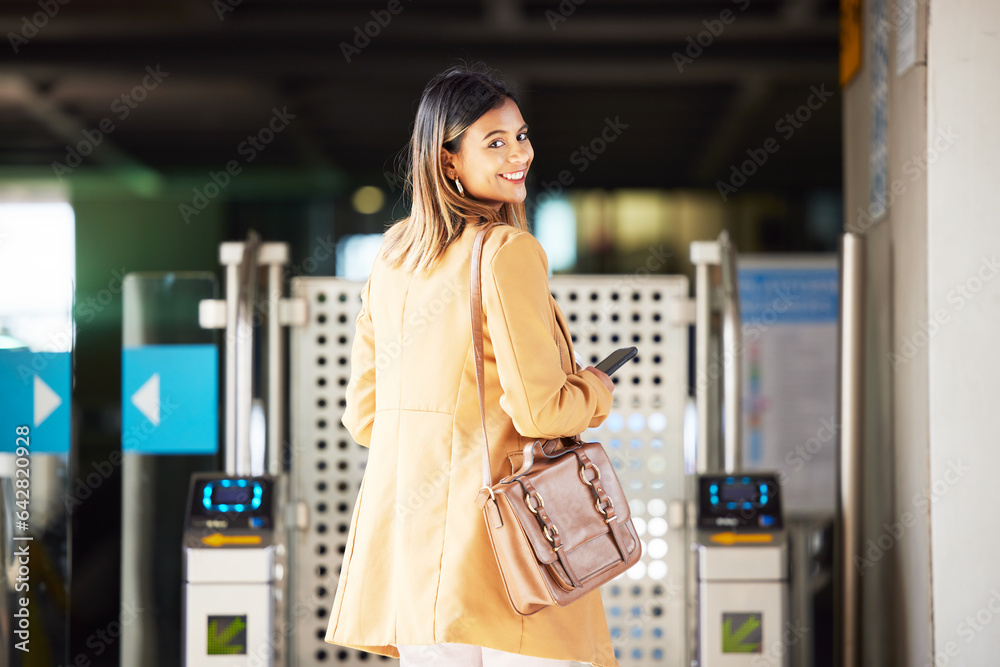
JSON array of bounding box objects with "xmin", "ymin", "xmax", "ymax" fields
[{"xmin": 841, "ymin": 0, "xmax": 1000, "ymax": 664}]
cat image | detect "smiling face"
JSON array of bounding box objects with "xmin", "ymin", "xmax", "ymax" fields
[{"xmin": 441, "ymin": 97, "xmax": 533, "ymax": 211}]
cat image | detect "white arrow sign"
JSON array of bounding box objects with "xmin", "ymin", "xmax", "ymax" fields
[
  {"xmin": 131, "ymin": 373, "xmax": 160, "ymax": 426},
  {"xmin": 34, "ymin": 375, "xmax": 62, "ymax": 427}
]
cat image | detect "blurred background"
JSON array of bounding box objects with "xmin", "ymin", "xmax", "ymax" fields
[{"xmin": 0, "ymin": 0, "xmax": 845, "ymax": 664}]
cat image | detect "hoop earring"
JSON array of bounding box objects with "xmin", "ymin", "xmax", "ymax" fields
[{"xmin": 454, "ymin": 177, "xmax": 465, "ymax": 197}]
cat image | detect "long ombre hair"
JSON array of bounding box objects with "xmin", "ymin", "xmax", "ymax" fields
[{"xmin": 381, "ymin": 64, "xmax": 529, "ymax": 274}]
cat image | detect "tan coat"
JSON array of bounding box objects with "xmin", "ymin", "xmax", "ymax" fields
[{"xmin": 325, "ymin": 221, "xmax": 618, "ymax": 666}]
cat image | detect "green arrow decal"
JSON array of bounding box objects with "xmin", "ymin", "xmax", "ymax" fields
[
  {"xmin": 722, "ymin": 614, "xmax": 761, "ymax": 653},
  {"xmin": 207, "ymin": 616, "xmax": 247, "ymax": 655}
]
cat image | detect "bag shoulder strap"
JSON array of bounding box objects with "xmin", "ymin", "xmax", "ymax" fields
[{"xmin": 470, "ymin": 222, "xmax": 497, "ymax": 492}]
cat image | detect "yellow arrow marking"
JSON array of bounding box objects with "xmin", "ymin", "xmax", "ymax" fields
[
  {"xmin": 201, "ymin": 533, "xmax": 262, "ymax": 547},
  {"xmin": 710, "ymin": 532, "xmax": 774, "ymax": 545}
]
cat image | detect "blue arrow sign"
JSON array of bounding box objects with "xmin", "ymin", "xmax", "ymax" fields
[
  {"xmin": 122, "ymin": 344, "xmax": 218, "ymax": 454},
  {"xmin": 0, "ymin": 350, "xmax": 71, "ymax": 453}
]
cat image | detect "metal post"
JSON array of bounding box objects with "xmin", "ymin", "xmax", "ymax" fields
[
  {"xmin": 836, "ymin": 232, "xmax": 864, "ymax": 667},
  {"xmin": 260, "ymin": 243, "xmax": 289, "ymax": 476},
  {"xmin": 718, "ymin": 231, "xmax": 743, "ymax": 473},
  {"xmin": 695, "ymin": 261, "xmax": 711, "ymax": 474},
  {"xmin": 235, "ymin": 232, "xmax": 261, "ymax": 476},
  {"xmin": 219, "ymin": 243, "xmax": 245, "ymax": 476},
  {"xmin": 691, "ymin": 241, "xmax": 721, "ymax": 474}
]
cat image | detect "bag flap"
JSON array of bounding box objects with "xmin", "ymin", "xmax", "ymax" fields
[{"xmin": 498, "ymin": 441, "xmax": 633, "ymax": 565}]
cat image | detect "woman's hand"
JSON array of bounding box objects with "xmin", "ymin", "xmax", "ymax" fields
[{"xmin": 584, "ymin": 366, "xmax": 614, "ymax": 393}]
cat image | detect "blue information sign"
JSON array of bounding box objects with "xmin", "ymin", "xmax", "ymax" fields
[
  {"xmin": 0, "ymin": 350, "xmax": 71, "ymax": 453},
  {"xmin": 122, "ymin": 344, "xmax": 218, "ymax": 454},
  {"xmin": 738, "ymin": 267, "xmax": 839, "ymax": 325}
]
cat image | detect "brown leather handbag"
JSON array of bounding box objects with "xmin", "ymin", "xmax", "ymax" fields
[{"xmin": 470, "ymin": 223, "xmax": 642, "ymax": 616}]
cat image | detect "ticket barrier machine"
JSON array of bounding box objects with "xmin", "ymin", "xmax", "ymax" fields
[
  {"xmin": 183, "ymin": 473, "xmax": 286, "ymax": 666},
  {"xmin": 179, "ymin": 236, "xmax": 294, "ymax": 666},
  {"xmin": 694, "ymin": 473, "xmax": 788, "ymax": 667}
]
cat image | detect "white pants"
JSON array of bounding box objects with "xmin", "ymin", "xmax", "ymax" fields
[{"xmin": 396, "ymin": 643, "xmax": 573, "ymax": 666}]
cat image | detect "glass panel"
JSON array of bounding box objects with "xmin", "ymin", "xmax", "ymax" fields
[
  {"xmin": 120, "ymin": 273, "xmax": 219, "ymax": 667},
  {"xmin": 0, "ymin": 201, "xmax": 75, "ymax": 666}
]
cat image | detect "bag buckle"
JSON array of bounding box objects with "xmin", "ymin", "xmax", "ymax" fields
[
  {"xmin": 525, "ymin": 491, "xmax": 544, "ymax": 515},
  {"xmin": 595, "ymin": 496, "xmax": 615, "ymax": 517},
  {"xmin": 579, "ymin": 461, "xmax": 601, "ymax": 486}
]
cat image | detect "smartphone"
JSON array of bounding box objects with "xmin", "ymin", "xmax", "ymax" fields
[{"xmin": 594, "ymin": 347, "xmax": 638, "ymax": 376}]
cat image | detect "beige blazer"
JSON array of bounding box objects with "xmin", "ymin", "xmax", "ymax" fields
[{"xmin": 325, "ymin": 221, "xmax": 617, "ymax": 666}]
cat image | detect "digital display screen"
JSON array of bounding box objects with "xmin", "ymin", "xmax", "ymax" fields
[
  {"xmin": 698, "ymin": 474, "xmax": 782, "ymax": 530},
  {"xmin": 211, "ymin": 486, "xmax": 253, "ymax": 506},
  {"xmin": 199, "ymin": 478, "xmax": 265, "ymax": 514},
  {"xmin": 187, "ymin": 475, "xmax": 273, "ymax": 534},
  {"xmin": 721, "ymin": 483, "xmax": 756, "ymax": 502}
]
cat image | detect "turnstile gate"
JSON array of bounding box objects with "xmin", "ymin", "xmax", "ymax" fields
[
  {"xmin": 183, "ymin": 473, "xmax": 286, "ymax": 666},
  {"xmin": 693, "ymin": 473, "xmax": 788, "ymax": 666}
]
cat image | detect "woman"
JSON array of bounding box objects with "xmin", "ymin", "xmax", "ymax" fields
[{"xmin": 325, "ymin": 63, "xmax": 618, "ymax": 667}]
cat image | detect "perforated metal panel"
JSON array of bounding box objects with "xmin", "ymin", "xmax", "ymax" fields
[
  {"xmin": 288, "ymin": 279, "xmax": 388, "ymax": 666},
  {"xmin": 550, "ymin": 276, "xmax": 690, "ymax": 666},
  {"xmin": 289, "ymin": 274, "xmax": 690, "ymax": 666}
]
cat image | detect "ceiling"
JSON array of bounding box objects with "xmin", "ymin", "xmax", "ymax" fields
[{"xmin": 0, "ymin": 0, "xmax": 842, "ymax": 195}]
